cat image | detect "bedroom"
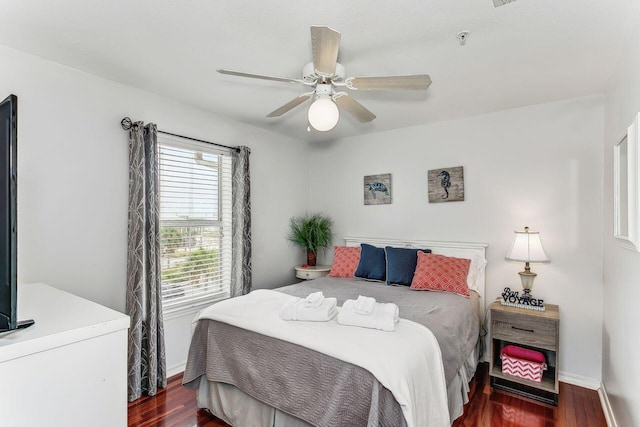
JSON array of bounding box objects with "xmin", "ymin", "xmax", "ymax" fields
[{"xmin": 0, "ymin": 0, "xmax": 637, "ymax": 426}]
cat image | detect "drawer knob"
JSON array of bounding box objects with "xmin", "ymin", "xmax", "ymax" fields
[{"xmin": 511, "ymin": 325, "xmax": 535, "ymax": 333}]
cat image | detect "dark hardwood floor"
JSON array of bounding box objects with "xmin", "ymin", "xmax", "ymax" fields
[{"xmin": 128, "ymin": 363, "xmax": 607, "ymax": 427}]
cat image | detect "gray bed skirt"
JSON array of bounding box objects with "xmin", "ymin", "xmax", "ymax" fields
[{"xmin": 192, "ymin": 344, "xmax": 478, "ymax": 426}]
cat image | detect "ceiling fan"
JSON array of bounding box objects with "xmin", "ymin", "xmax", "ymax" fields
[{"xmin": 217, "ymin": 26, "xmax": 432, "ymax": 132}]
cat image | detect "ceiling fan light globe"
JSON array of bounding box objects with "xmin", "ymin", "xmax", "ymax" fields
[{"xmin": 308, "ymin": 98, "xmax": 339, "ymax": 132}]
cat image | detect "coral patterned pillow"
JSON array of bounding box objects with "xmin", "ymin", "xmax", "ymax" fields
[
  {"xmin": 329, "ymin": 246, "xmax": 361, "ymax": 278},
  {"xmin": 410, "ymin": 252, "xmax": 471, "ymax": 297}
]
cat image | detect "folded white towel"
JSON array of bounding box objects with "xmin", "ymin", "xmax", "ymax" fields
[
  {"xmin": 354, "ymin": 295, "xmax": 376, "ymax": 315},
  {"xmin": 337, "ymin": 299, "xmax": 399, "ymax": 332},
  {"xmin": 303, "ymin": 291, "xmax": 325, "ymax": 308},
  {"xmin": 279, "ymin": 296, "xmax": 338, "ymax": 322}
]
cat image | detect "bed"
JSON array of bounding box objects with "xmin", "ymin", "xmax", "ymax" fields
[{"xmin": 183, "ymin": 237, "xmax": 488, "ymax": 427}]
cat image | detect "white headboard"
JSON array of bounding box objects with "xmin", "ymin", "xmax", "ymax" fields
[{"xmin": 343, "ymin": 236, "xmax": 489, "ymax": 310}]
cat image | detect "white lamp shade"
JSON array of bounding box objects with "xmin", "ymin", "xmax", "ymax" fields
[
  {"xmin": 505, "ymin": 229, "xmax": 550, "ymax": 263},
  {"xmin": 308, "ymin": 97, "xmax": 339, "ymax": 132}
]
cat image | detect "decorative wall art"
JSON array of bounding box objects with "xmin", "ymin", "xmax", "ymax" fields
[
  {"xmin": 428, "ymin": 166, "xmax": 465, "ymax": 203},
  {"xmin": 364, "ymin": 173, "xmax": 392, "ymax": 205}
]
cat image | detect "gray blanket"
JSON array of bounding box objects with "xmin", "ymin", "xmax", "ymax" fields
[
  {"xmin": 183, "ymin": 277, "xmax": 480, "ymax": 426},
  {"xmin": 184, "ymin": 320, "xmax": 406, "ymax": 427}
]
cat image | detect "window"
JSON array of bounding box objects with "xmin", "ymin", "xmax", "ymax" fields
[
  {"xmin": 158, "ymin": 135, "xmax": 232, "ymax": 314},
  {"xmin": 614, "ymin": 112, "xmax": 640, "ymax": 252}
]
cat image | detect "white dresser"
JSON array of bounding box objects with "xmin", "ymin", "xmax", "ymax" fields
[{"xmin": 0, "ymin": 283, "xmax": 130, "ymax": 427}]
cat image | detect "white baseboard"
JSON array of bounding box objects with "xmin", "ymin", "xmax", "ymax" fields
[
  {"xmin": 167, "ymin": 361, "xmax": 186, "ymax": 378},
  {"xmin": 558, "ymin": 370, "xmax": 600, "ymax": 390},
  {"xmin": 598, "ymin": 383, "xmax": 618, "ymax": 427}
]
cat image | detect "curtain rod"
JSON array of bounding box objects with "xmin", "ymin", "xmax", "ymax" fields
[{"xmin": 120, "ymin": 117, "xmax": 240, "ymax": 153}]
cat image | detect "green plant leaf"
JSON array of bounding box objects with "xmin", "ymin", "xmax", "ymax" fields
[{"xmin": 286, "ymin": 213, "xmax": 334, "ymax": 253}]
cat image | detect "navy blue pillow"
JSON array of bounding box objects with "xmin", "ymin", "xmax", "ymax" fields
[
  {"xmin": 385, "ymin": 246, "xmax": 432, "ymax": 286},
  {"xmin": 354, "ymin": 244, "xmax": 386, "ymax": 281}
]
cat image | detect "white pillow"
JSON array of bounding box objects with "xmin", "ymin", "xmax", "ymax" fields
[{"xmin": 466, "ymin": 254, "xmax": 487, "ymax": 291}]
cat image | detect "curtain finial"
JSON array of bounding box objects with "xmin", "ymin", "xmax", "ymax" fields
[{"xmin": 121, "ymin": 117, "xmax": 136, "ymax": 130}]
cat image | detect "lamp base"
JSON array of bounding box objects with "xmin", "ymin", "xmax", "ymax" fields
[{"xmin": 518, "ymin": 270, "xmax": 537, "ymax": 300}]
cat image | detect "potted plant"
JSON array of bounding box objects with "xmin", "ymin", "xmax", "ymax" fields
[{"xmin": 287, "ymin": 213, "xmax": 333, "ymax": 266}]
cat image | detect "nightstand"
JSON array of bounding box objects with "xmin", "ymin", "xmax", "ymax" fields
[
  {"xmin": 295, "ymin": 265, "xmax": 331, "ymax": 280},
  {"xmin": 489, "ymin": 300, "xmax": 560, "ymax": 405}
]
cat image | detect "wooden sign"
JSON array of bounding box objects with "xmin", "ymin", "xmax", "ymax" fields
[
  {"xmin": 428, "ymin": 166, "xmax": 464, "ymax": 203},
  {"xmin": 364, "ymin": 173, "xmax": 392, "ymax": 205}
]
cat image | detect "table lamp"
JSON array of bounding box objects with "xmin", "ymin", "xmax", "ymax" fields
[{"xmin": 505, "ymin": 226, "xmax": 550, "ymax": 299}]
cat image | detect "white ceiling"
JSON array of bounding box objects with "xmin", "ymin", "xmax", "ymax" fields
[{"xmin": 0, "ymin": 0, "xmax": 638, "ymax": 142}]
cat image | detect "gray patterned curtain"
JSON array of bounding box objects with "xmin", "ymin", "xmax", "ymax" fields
[
  {"xmin": 126, "ymin": 122, "xmax": 167, "ymax": 401},
  {"xmin": 230, "ymin": 146, "xmax": 252, "ymax": 297}
]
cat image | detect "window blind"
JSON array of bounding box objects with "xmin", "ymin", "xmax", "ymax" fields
[{"xmin": 158, "ymin": 136, "xmax": 232, "ymax": 313}]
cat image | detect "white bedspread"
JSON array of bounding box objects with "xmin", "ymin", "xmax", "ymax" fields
[{"xmin": 197, "ymin": 289, "xmax": 450, "ymax": 427}]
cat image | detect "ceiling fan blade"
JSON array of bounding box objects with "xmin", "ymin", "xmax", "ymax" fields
[
  {"xmin": 334, "ymin": 94, "xmax": 376, "ymax": 122},
  {"xmin": 218, "ymin": 69, "xmax": 302, "ymax": 84},
  {"xmin": 267, "ymin": 93, "xmax": 313, "ymax": 117},
  {"xmin": 346, "ymin": 74, "xmax": 432, "ymax": 90},
  {"xmin": 311, "ymin": 26, "xmax": 341, "ymax": 77}
]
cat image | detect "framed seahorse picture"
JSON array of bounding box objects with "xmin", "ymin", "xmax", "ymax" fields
[
  {"xmin": 364, "ymin": 173, "xmax": 392, "ymax": 205},
  {"xmin": 428, "ymin": 166, "xmax": 464, "ymax": 203}
]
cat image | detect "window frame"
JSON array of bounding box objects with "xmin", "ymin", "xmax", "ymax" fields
[
  {"xmin": 157, "ymin": 134, "xmax": 232, "ymax": 318},
  {"xmin": 614, "ymin": 113, "xmax": 640, "ymax": 252}
]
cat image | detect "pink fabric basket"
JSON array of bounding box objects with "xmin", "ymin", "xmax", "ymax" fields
[{"xmin": 500, "ymin": 345, "xmax": 547, "ymax": 383}]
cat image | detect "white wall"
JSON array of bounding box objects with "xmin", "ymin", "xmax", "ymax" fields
[
  {"xmin": 603, "ymin": 14, "xmax": 640, "ymax": 427},
  {"xmin": 308, "ymin": 96, "xmax": 604, "ymax": 383},
  {"xmin": 0, "ymin": 44, "xmax": 309, "ymax": 372}
]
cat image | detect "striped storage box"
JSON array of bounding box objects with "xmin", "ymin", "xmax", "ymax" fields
[{"xmin": 500, "ymin": 345, "xmax": 547, "ymax": 383}]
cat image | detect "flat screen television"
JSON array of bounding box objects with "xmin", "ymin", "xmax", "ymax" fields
[{"xmin": 0, "ymin": 94, "xmax": 33, "ymax": 332}]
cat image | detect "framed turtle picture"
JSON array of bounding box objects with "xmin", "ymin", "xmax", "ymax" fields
[
  {"xmin": 364, "ymin": 173, "xmax": 392, "ymax": 205},
  {"xmin": 428, "ymin": 166, "xmax": 464, "ymax": 203}
]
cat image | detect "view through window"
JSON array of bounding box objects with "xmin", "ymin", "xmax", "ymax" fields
[{"xmin": 158, "ymin": 136, "xmax": 232, "ymax": 313}]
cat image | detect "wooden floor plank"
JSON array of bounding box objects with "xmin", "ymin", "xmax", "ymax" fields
[
  {"xmin": 590, "ymin": 389, "xmax": 609, "ymax": 427},
  {"xmin": 128, "ymin": 363, "xmax": 606, "ymax": 427}
]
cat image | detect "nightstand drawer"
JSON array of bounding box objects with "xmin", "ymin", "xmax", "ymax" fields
[
  {"xmin": 294, "ymin": 265, "xmax": 331, "ymax": 280},
  {"xmin": 492, "ymin": 311, "xmax": 557, "ymax": 348},
  {"xmin": 299, "ymin": 270, "xmax": 315, "ymax": 280}
]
